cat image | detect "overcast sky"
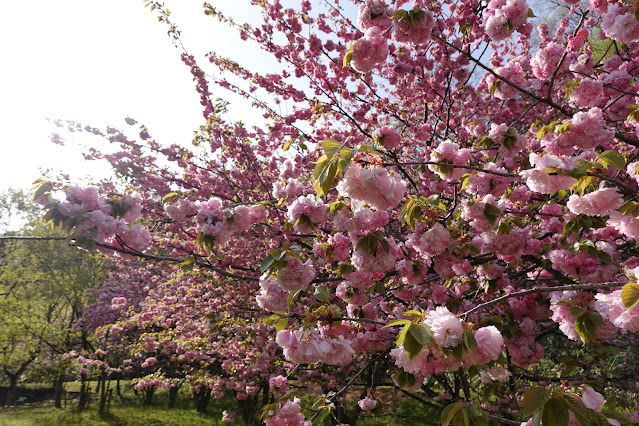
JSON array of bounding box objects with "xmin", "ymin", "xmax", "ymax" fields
[{"xmin": 0, "ymin": 1, "xmax": 273, "ymax": 193}]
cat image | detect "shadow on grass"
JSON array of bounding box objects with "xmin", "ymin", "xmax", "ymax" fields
[{"xmin": 98, "ymin": 409, "xmax": 126, "ymax": 426}]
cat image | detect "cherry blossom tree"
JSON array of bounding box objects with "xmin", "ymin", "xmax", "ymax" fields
[{"xmin": 23, "ymin": 0, "xmax": 639, "ymax": 424}]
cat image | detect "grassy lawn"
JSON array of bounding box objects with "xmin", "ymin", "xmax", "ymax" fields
[
  {"xmin": 0, "ymin": 381, "xmax": 439, "ymax": 425},
  {"xmin": 0, "ymin": 381, "xmax": 232, "ymax": 426},
  {"xmin": 0, "ymin": 404, "xmax": 227, "ymax": 425}
]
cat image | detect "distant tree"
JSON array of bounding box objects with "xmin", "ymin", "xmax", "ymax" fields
[{"xmin": 0, "ymin": 192, "xmax": 109, "ymax": 406}]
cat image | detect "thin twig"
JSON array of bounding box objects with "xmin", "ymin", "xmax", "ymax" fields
[{"xmin": 462, "ymin": 281, "xmax": 626, "ymax": 317}]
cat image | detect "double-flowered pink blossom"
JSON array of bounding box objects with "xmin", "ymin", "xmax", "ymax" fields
[
  {"xmin": 429, "ymin": 141, "xmax": 472, "ymax": 181},
  {"xmin": 484, "ymin": 0, "xmax": 529, "ymax": 41},
  {"xmin": 357, "ymin": 0, "xmax": 393, "ymax": 31},
  {"xmin": 595, "ymin": 290, "xmax": 639, "ymax": 332},
  {"xmin": 276, "ymin": 328, "xmax": 353, "ymax": 365},
  {"xmin": 372, "ymin": 126, "xmax": 401, "ymax": 149},
  {"xmin": 276, "ymin": 257, "xmax": 316, "ymax": 292},
  {"xmin": 407, "ymin": 222, "xmax": 451, "ymax": 258},
  {"xmin": 566, "ymin": 187, "xmax": 624, "ymax": 217},
  {"xmin": 570, "ymin": 79, "xmax": 604, "ymax": 108},
  {"xmin": 424, "ymin": 307, "xmax": 463, "ymax": 348},
  {"xmin": 391, "ymin": 8, "xmax": 435, "ymax": 45},
  {"xmin": 474, "ymin": 325, "xmax": 504, "ymax": 361},
  {"xmin": 264, "ymin": 398, "xmax": 311, "ymax": 426},
  {"xmin": 337, "ymin": 166, "xmax": 406, "ymax": 211},
  {"xmin": 520, "ymin": 152, "xmax": 578, "ymax": 194},
  {"xmin": 531, "ymin": 42, "xmax": 565, "ymax": 80},
  {"xmin": 351, "ymin": 27, "xmax": 389, "ymax": 73},
  {"xmin": 601, "ymin": 3, "xmax": 639, "ymax": 45},
  {"xmin": 358, "ymin": 397, "xmax": 378, "ymax": 411},
  {"xmin": 256, "ymin": 277, "xmax": 289, "ymax": 312},
  {"xmin": 287, "ymin": 194, "xmax": 327, "ymax": 232},
  {"xmin": 196, "ymin": 199, "xmax": 265, "ymax": 244}
]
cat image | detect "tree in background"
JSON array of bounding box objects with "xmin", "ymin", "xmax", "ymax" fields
[{"xmin": 0, "ymin": 191, "xmax": 109, "ymax": 407}]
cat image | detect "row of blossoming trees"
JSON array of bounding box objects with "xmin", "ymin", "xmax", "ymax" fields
[{"xmin": 29, "ymin": 0, "xmax": 639, "ymax": 424}]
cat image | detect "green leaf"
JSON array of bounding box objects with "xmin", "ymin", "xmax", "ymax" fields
[
  {"xmin": 571, "ymin": 175, "xmax": 593, "ymax": 196},
  {"xmin": 618, "ymin": 201, "xmax": 639, "ymax": 216},
  {"xmin": 343, "ymin": 49, "xmax": 353, "ymax": 68},
  {"xmin": 358, "ymin": 144, "xmax": 381, "ymax": 155},
  {"xmin": 489, "ymin": 80, "xmax": 501, "ymax": 96},
  {"xmin": 276, "ymin": 317, "xmax": 288, "ymax": 332},
  {"xmin": 395, "ymin": 371, "xmax": 415, "ymax": 388},
  {"xmin": 597, "ymin": 150, "xmax": 626, "ymax": 170},
  {"xmin": 476, "ymin": 136, "xmax": 494, "ymax": 149},
  {"xmin": 621, "ymin": 282, "xmax": 639, "ymax": 311},
  {"xmin": 400, "ymin": 198, "xmax": 423, "ymax": 229},
  {"xmin": 523, "ymin": 387, "xmax": 551, "ymax": 422},
  {"xmin": 483, "ymin": 203, "xmax": 501, "ymax": 226},
  {"xmin": 287, "ymin": 290, "xmax": 301, "ymax": 307},
  {"xmin": 450, "ymin": 344, "xmax": 464, "ymax": 361},
  {"xmin": 504, "ymin": 127, "xmax": 518, "ymax": 150},
  {"xmin": 312, "ymin": 154, "xmax": 339, "ymax": 197},
  {"xmin": 569, "ymin": 306, "xmax": 587, "ymax": 319},
  {"xmin": 460, "ymin": 174, "xmax": 471, "ymax": 191},
  {"xmin": 408, "ymin": 323, "xmax": 432, "ymax": 346},
  {"xmin": 462, "ymin": 330, "xmax": 476, "ymax": 351},
  {"xmin": 262, "ymin": 315, "xmax": 280, "ymax": 326},
  {"xmin": 396, "ymin": 323, "xmax": 410, "ymax": 345},
  {"xmin": 313, "ymin": 285, "xmax": 330, "ymax": 303},
  {"xmin": 162, "ymin": 192, "xmax": 180, "ymax": 204},
  {"xmin": 179, "ymin": 256, "xmax": 196, "ymax": 271},
  {"xmin": 383, "ymin": 319, "xmax": 412, "ymax": 328},
  {"xmin": 574, "ymin": 316, "xmax": 596, "ymax": 344},
  {"xmin": 562, "ymin": 392, "xmax": 591, "ymax": 425},
  {"xmin": 403, "ymin": 310, "xmax": 424, "ymax": 320},
  {"xmin": 542, "ymin": 399, "xmax": 570, "ymax": 426},
  {"xmin": 32, "ymin": 179, "xmax": 53, "ymax": 202},
  {"xmin": 321, "ymin": 139, "xmax": 342, "ymax": 157},
  {"xmin": 403, "ymin": 328, "xmax": 423, "ymax": 360},
  {"xmin": 260, "ymin": 254, "xmax": 275, "ymax": 273},
  {"xmin": 325, "ymin": 201, "xmax": 345, "ymax": 214},
  {"xmin": 441, "ymin": 401, "xmax": 465, "ymax": 426},
  {"xmin": 555, "ymin": 123, "xmax": 572, "ymax": 134},
  {"xmin": 336, "ymin": 262, "xmax": 353, "ymax": 276}
]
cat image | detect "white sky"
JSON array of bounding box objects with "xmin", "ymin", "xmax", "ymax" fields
[{"xmin": 0, "ymin": 1, "xmax": 272, "ymax": 193}]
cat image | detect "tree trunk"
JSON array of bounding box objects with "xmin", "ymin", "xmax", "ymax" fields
[
  {"xmin": 237, "ymin": 393, "xmax": 260, "ymax": 425},
  {"xmin": 98, "ymin": 373, "xmax": 108, "ymax": 415},
  {"xmin": 3, "ymin": 359, "xmax": 34, "ymax": 407},
  {"xmin": 78, "ymin": 375, "xmax": 90, "ymax": 410},
  {"xmin": 4, "ymin": 375, "xmax": 19, "ymax": 407},
  {"xmin": 193, "ymin": 387, "xmax": 211, "ymax": 413},
  {"xmin": 168, "ymin": 385, "xmax": 180, "ymax": 408},
  {"xmin": 143, "ymin": 387, "xmax": 156, "ymax": 405},
  {"xmin": 54, "ymin": 368, "xmax": 65, "ymax": 408}
]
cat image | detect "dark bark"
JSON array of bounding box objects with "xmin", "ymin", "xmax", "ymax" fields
[
  {"xmin": 3, "ymin": 359, "xmax": 35, "ymax": 406},
  {"xmin": 4, "ymin": 375, "xmax": 19, "ymax": 407},
  {"xmin": 78, "ymin": 375, "xmax": 90, "ymax": 410},
  {"xmin": 168, "ymin": 385, "xmax": 180, "ymax": 408},
  {"xmin": 142, "ymin": 387, "xmax": 156, "ymax": 406},
  {"xmin": 193, "ymin": 387, "xmax": 212, "ymax": 413},
  {"xmin": 54, "ymin": 369, "xmax": 65, "ymax": 408},
  {"xmin": 237, "ymin": 392, "xmax": 261, "ymax": 425},
  {"xmin": 98, "ymin": 373, "xmax": 108, "ymax": 414}
]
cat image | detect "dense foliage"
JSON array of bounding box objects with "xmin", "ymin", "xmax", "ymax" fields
[{"xmin": 21, "ymin": 0, "xmax": 639, "ymax": 424}]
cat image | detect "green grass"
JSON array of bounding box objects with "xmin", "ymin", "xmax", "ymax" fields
[
  {"xmin": 0, "ymin": 381, "xmax": 237, "ymax": 426},
  {"xmin": 0, "ymin": 381, "xmax": 440, "ymax": 425},
  {"xmin": 0, "ymin": 404, "xmax": 227, "ymax": 426}
]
